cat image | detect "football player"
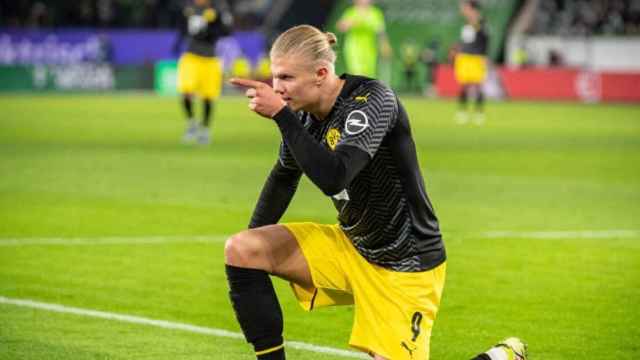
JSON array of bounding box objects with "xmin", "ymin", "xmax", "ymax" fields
[
  {"xmin": 227, "ymin": 25, "xmax": 526, "ymax": 360},
  {"xmin": 455, "ymin": 0, "xmax": 489, "ymax": 125},
  {"xmin": 174, "ymin": 0, "xmax": 232, "ymax": 144}
]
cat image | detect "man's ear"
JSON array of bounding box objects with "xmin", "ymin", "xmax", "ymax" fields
[{"xmin": 316, "ymin": 66, "xmax": 329, "ymax": 86}]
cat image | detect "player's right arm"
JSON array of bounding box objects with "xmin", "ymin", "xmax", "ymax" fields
[
  {"xmin": 336, "ymin": 7, "xmax": 355, "ymax": 32},
  {"xmin": 230, "ymin": 78, "xmax": 394, "ymax": 198},
  {"xmin": 172, "ymin": 7, "xmax": 190, "ymax": 55},
  {"xmin": 248, "ymin": 155, "xmax": 302, "ymax": 229}
]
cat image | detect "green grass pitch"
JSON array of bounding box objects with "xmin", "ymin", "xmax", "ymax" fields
[{"xmin": 0, "ymin": 93, "xmax": 639, "ymax": 359}]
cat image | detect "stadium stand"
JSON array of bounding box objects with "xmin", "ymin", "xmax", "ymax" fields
[{"xmin": 528, "ymin": 0, "xmax": 640, "ymax": 36}]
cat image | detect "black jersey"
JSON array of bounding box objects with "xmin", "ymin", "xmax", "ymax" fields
[
  {"xmin": 460, "ymin": 20, "xmax": 489, "ymax": 56},
  {"xmin": 179, "ymin": 4, "xmax": 232, "ymax": 57},
  {"xmin": 251, "ymin": 74, "xmax": 445, "ymax": 272}
]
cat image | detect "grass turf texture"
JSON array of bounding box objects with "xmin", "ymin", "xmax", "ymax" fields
[{"xmin": 0, "ymin": 94, "xmax": 639, "ymax": 359}]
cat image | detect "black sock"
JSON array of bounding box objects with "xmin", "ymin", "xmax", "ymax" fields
[
  {"xmin": 459, "ymin": 85, "xmax": 469, "ymax": 110},
  {"xmin": 183, "ymin": 96, "xmax": 193, "ymax": 119},
  {"xmin": 225, "ymin": 265, "xmax": 285, "ymax": 359},
  {"xmin": 203, "ymin": 99, "xmax": 213, "ymax": 127},
  {"xmin": 470, "ymin": 354, "xmax": 491, "ymax": 360},
  {"xmin": 476, "ymin": 87, "xmax": 485, "ymax": 113}
]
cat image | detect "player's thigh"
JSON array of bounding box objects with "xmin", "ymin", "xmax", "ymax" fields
[
  {"xmin": 177, "ymin": 53, "xmax": 197, "ymax": 94},
  {"xmin": 200, "ymin": 58, "xmax": 222, "ymax": 100},
  {"xmin": 456, "ymin": 54, "xmax": 486, "ymax": 84},
  {"xmin": 224, "ymin": 224, "xmax": 313, "ymax": 288},
  {"xmin": 454, "ymin": 54, "xmax": 468, "ymax": 84},
  {"xmin": 350, "ymin": 262, "xmax": 447, "ymax": 360}
]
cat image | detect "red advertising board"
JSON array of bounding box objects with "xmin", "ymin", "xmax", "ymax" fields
[{"xmin": 436, "ymin": 65, "xmax": 640, "ymax": 103}]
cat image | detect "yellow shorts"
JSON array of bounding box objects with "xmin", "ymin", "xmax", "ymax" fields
[
  {"xmin": 454, "ymin": 53, "xmax": 487, "ymax": 85},
  {"xmin": 177, "ymin": 52, "xmax": 222, "ymax": 100},
  {"xmin": 283, "ymin": 223, "xmax": 446, "ymax": 360}
]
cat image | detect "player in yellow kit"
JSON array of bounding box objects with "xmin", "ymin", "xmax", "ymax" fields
[
  {"xmin": 174, "ymin": 0, "xmax": 232, "ymax": 144},
  {"xmin": 455, "ymin": 0, "xmax": 490, "ymax": 125}
]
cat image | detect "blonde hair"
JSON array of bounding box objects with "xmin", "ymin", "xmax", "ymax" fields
[{"xmin": 270, "ymin": 25, "xmax": 338, "ymax": 71}]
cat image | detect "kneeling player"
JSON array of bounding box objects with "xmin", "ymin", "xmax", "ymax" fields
[{"xmin": 226, "ymin": 25, "xmax": 526, "ymax": 360}]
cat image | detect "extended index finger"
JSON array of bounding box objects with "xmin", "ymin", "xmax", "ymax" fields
[{"xmin": 230, "ymin": 78, "xmax": 264, "ymax": 89}]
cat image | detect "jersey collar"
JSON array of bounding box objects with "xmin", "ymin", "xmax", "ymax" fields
[{"xmin": 338, "ymin": 73, "xmax": 374, "ymax": 100}]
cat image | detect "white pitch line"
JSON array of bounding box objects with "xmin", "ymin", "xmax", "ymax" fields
[
  {"xmin": 0, "ymin": 296, "xmax": 368, "ymax": 359},
  {"xmin": 0, "ymin": 235, "xmax": 228, "ymax": 247},
  {"xmin": 1, "ymin": 230, "xmax": 638, "ymax": 247},
  {"xmin": 484, "ymin": 230, "xmax": 640, "ymax": 239}
]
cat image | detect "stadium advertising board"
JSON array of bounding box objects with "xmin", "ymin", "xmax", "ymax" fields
[
  {"xmin": 0, "ymin": 29, "xmax": 266, "ymax": 92},
  {"xmin": 0, "ymin": 29, "xmax": 172, "ymax": 65},
  {"xmin": 0, "ymin": 29, "xmax": 266, "ymax": 67},
  {"xmin": 436, "ymin": 65, "xmax": 640, "ymax": 103},
  {"xmin": 0, "ymin": 64, "xmax": 153, "ymax": 91}
]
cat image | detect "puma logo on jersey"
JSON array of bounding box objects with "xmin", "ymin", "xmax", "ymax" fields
[
  {"xmin": 401, "ymin": 341, "xmax": 417, "ymax": 359},
  {"xmin": 354, "ymin": 93, "xmax": 370, "ymax": 103}
]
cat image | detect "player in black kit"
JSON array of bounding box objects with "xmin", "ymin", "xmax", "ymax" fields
[
  {"xmin": 174, "ymin": 0, "xmax": 232, "ymax": 144},
  {"xmin": 225, "ymin": 25, "xmax": 527, "ymax": 360}
]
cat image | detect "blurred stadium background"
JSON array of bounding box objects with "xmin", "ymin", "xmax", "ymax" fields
[
  {"xmin": 1, "ymin": 1, "xmax": 639, "ymax": 359},
  {"xmin": 1, "ymin": 0, "xmax": 640, "ymax": 98}
]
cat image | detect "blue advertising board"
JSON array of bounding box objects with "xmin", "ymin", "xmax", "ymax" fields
[{"xmin": 0, "ymin": 29, "xmax": 266, "ymax": 68}]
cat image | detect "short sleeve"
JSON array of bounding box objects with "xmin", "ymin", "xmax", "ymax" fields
[
  {"xmin": 336, "ymin": 83, "xmax": 397, "ymax": 158},
  {"xmin": 339, "ymin": 7, "xmax": 357, "ymax": 23}
]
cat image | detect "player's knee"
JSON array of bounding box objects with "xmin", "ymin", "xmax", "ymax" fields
[{"xmin": 224, "ymin": 231, "xmax": 266, "ymax": 269}]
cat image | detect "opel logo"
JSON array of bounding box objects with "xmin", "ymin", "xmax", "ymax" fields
[{"xmin": 345, "ymin": 110, "xmax": 369, "ymax": 135}]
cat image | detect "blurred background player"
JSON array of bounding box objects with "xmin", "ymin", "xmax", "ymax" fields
[
  {"xmin": 336, "ymin": 0, "xmax": 392, "ymax": 80},
  {"xmin": 400, "ymin": 39, "xmax": 420, "ymax": 93},
  {"xmin": 420, "ymin": 40, "xmax": 440, "ymax": 97},
  {"xmin": 455, "ymin": 0, "xmax": 489, "ymax": 125},
  {"xmin": 174, "ymin": 0, "xmax": 233, "ymax": 145}
]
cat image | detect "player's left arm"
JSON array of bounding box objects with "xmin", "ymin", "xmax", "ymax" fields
[
  {"xmin": 374, "ymin": 8, "xmax": 392, "ymax": 59},
  {"xmin": 213, "ymin": 4, "xmax": 234, "ymax": 35},
  {"xmin": 172, "ymin": 7, "xmax": 189, "ymax": 55},
  {"xmin": 248, "ymin": 160, "xmax": 302, "ymax": 229},
  {"xmin": 482, "ymin": 24, "xmax": 490, "ymax": 56}
]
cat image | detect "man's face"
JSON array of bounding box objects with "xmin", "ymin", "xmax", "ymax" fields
[
  {"xmin": 355, "ymin": 0, "xmax": 371, "ymax": 7},
  {"xmin": 460, "ymin": 2, "xmax": 476, "ymax": 20},
  {"xmin": 270, "ymin": 55, "xmax": 322, "ymax": 113},
  {"xmin": 194, "ymin": 0, "xmax": 209, "ymax": 7}
]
